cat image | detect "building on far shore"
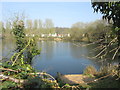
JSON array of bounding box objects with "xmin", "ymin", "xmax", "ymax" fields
[
  {"xmin": 25, "ymin": 27, "xmax": 71, "ymax": 38},
  {"xmin": 41, "ymin": 33, "xmax": 70, "ymax": 38}
]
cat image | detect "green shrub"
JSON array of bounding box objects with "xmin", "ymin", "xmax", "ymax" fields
[{"xmin": 1, "ymin": 81, "xmax": 17, "ymax": 89}]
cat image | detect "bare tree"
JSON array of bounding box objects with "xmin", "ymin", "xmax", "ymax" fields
[
  {"xmin": 33, "ymin": 19, "xmax": 38, "ymax": 30},
  {"xmin": 26, "ymin": 19, "xmax": 33, "ymax": 30},
  {"xmin": 44, "ymin": 19, "xmax": 55, "ymax": 34}
]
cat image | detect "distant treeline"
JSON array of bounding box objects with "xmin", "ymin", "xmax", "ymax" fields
[{"xmin": 0, "ymin": 19, "xmax": 113, "ymax": 43}]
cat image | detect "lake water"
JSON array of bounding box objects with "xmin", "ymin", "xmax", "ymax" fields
[{"xmin": 1, "ymin": 39, "xmax": 119, "ymax": 76}]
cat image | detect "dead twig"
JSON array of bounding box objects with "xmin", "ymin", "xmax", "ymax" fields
[
  {"xmin": 112, "ymin": 46, "xmax": 120, "ymax": 60},
  {"xmin": 0, "ymin": 74, "xmax": 26, "ymax": 83},
  {"xmin": 0, "ymin": 67, "xmax": 18, "ymax": 73},
  {"xmin": 109, "ymin": 47, "xmax": 118, "ymax": 53},
  {"xmin": 94, "ymin": 47, "xmax": 107, "ymax": 58}
]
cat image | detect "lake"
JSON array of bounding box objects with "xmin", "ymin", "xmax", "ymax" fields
[{"xmin": 1, "ymin": 39, "xmax": 119, "ymax": 76}]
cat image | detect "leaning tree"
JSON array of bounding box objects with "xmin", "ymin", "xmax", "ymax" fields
[
  {"xmin": 91, "ymin": 1, "xmax": 120, "ymax": 79},
  {"xmin": 91, "ymin": 1, "xmax": 120, "ymax": 45}
]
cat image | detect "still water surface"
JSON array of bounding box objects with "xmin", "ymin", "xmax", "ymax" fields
[
  {"xmin": 2, "ymin": 39, "xmax": 118, "ymax": 76},
  {"xmin": 32, "ymin": 41, "xmax": 101, "ymax": 76}
]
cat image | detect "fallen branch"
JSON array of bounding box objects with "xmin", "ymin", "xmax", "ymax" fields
[
  {"xmin": 61, "ymin": 73, "xmax": 112, "ymax": 89},
  {"xmin": 112, "ymin": 46, "xmax": 120, "ymax": 60},
  {"xmin": 0, "ymin": 67, "xmax": 18, "ymax": 73},
  {"xmin": 0, "ymin": 74, "xmax": 26, "ymax": 83},
  {"xmin": 73, "ymin": 41, "xmax": 98, "ymax": 47},
  {"xmin": 72, "ymin": 43, "xmax": 81, "ymax": 47},
  {"xmin": 92, "ymin": 45, "xmax": 104, "ymax": 51},
  {"xmin": 107, "ymin": 37, "xmax": 117, "ymax": 47},
  {"xmin": 109, "ymin": 47, "xmax": 118, "ymax": 53},
  {"xmin": 93, "ymin": 37, "xmax": 117, "ymax": 59},
  {"xmin": 94, "ymin": 47, "xmax": 107, "ymax": 58},
  {"xmin": 29, "ymin": 72, "xmax": 59, "ymax": 87},
  {"xmin": 0, "ymin": 67, "xmax": 57, "ymax": 82},
  {"xmin": 30, "ymin": 72, "xmax": 56, "ymax": 81},
  {"xmin": 86, "ymin": 73, "xmax": 112, "ymax": 84},
  {"xmin": 81, "ymin": 42, "xmax": 95, "ymax": 47},
  {"xmin": 0, "ymin": 69, "xmax": 59, "ymax": 87}
]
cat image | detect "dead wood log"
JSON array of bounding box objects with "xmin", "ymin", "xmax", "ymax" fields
[
  {"xmin": 0, "ymin": 67, "xmax": 18, "ymax": 73},
  {"xmin": 0, "ymin": 74, "xmax": 26, "ymax": 84}
]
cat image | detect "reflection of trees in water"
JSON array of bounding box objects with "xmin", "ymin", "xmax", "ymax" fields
[
  {"xmin": 69, "ymin": 43, "xmax": 89, "ymax": 59},
  {"xmin": 40, "ymin": 41, "xmax": 54, "ymax": 60},
  {"xmin": 2, "ymin": 39, "xmax": 16, "ymax": 58},
  {"xmin": 69, "ymin": 43, "xmax": 102, "ymax": 68},
  {"xmin": 85, "ymin": 44, "xmax": 98, "ymax": 57}
]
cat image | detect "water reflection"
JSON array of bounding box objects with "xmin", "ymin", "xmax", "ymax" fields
[
  {"xmin": 2, "ymin": 39, "xmax": 16, "ymax": 59},
  {"xmin": 38, "ymin": 41, "xmax": 54, "ymax": 60},
  {"xmin": 69, "ymin": 43, "xmax": 88, "ymax": 59},
  {"xmin": 2, "ymin": 40, "xmax": 119, "ymax": 76},
  {"xmin": 32, "ymin": 41, "xmax": 101, "ymax": 76}
]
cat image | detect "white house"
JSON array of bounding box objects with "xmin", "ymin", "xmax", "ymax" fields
[
  {"xmin": 41, "ymin": 34, "xmax": 45, "ymax": 37},
  {"xmin": 67, "ymin": 34, "xmax": 70, "ymax": 37},
  {"xmin": 51, "ymin": 33, "xmax": 57, "ymax": 37},
  {"xmin": 25, "ymin": 34, "xmax": 28, "ymax": 37},
  {"xmin": 32, "ymin": 34, "xmax": 35, "ymax": 37}
]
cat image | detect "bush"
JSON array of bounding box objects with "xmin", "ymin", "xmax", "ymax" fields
[
  {"xmin": 98, "ymin": 66, "xmax": 110, "ymax": 77},
  {"xmin": 97, "ymin": 64, "xmax": 119, "ymax": 78},
  {"xmin": 83, "ymin": 65, "xmax": 97, "ymax": 76}
]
